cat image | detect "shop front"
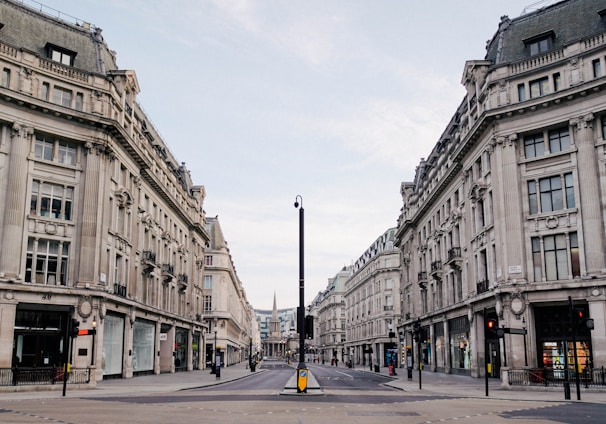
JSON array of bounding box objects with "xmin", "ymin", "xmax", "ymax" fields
[
  {"xmin": 448, "ymin": 316, "xmax": 471, "ymax": 375},
  {"xmin": 132, "ymin": 319, "xmax": 155, "ymax": 375},
  {"xmin": 102, "ymin": 313, "xmax": 125, "ymax": 377}
]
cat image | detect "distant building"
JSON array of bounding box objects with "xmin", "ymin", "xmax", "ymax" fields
[
  {"xmin": 257, "ymin": 294, "xmax": 297, "ymax": 358},
  {"xmin": 312, "ymin": 265, "xmax": 352, "ymax": 365},
  {"xmin": 344, "ymin": 228, "xmax": 401, "ymax": 368},
  {"xmin": 395, "ymin": 0, "xmax": 606, "ymax": 378},
  {"xmin": 203, "ymin": 217, "xmax": 255, "ymax": 367}
]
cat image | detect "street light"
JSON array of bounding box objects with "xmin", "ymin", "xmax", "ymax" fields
[{"xmin": 294, "ymin": 195, "xmax": 307, "ymax": 392}]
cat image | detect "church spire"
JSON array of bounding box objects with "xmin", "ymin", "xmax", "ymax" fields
[{"xmin": 272, "ymin": 291, "xmax": 278, "ymax": 319}]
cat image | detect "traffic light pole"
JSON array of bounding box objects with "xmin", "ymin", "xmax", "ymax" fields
[
  {"xmin": 568, "ymin": 296, "xmax": 581, "ymax": 400},
  {"xmin": 483, "ymin": 308, "xmax": 489, "ymax": 397}
]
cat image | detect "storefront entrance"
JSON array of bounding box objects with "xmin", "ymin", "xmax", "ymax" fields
[{"xmin": 535, "ymin": 304, "xmax": 593, "ymax": 375}]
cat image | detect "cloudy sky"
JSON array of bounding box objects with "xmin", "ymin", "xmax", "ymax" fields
[{"xmin": 40, "ymin": 0, "xmax": 549, "ymax": 310}]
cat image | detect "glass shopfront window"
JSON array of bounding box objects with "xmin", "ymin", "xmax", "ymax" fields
[
  {"xmin": 133, "ymin": 320, "xmax": 155, "ymax": 373},
  {"xmin": 175, "ymin": 328, "xmax": 188, "ymax": 370},
  {"xmin": 102, "ymin": 314, "xmax": 124, "ymax": 376},
  {"xmin": 448, "ymin": 316, "xmax": 471, "ymax": 370}
]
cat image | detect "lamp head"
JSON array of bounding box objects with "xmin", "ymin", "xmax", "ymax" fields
[{"xmin": 294, "ymin": 195, "xmax": 303, "ymax": 208}]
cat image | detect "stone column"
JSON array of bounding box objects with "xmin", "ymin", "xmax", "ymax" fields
[
  {"xmin": 571, "ymin": 114, "xmax": 605, "ymax": 274},
  {"xmin": 492, "ymin": 135, "xmax": 525, "ymax": 281},
  {"xmin": 77, "ymin": 141, "xmax": 107, "ymax": 286},
  {"xmin": 0, "ymin": 123, "xmax": 33, "ymax": 279}
]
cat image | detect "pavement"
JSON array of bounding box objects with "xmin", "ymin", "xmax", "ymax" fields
[{"xmin": 1, "ymin": 361, "xmax": 604, "ymax": 404}]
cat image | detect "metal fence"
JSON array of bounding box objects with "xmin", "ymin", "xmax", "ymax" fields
[
  {"xmin": 0, "ymin": 367, "xmax": 90, "ymax": 386},
  {"xmin": 508, "ymin": 367, "xmax": 606, "ymax": 388}
]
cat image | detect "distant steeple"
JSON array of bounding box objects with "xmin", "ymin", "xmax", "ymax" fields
[{"xmin": 270, "ymin": 291, "xmax": 280, "ymax": 337}]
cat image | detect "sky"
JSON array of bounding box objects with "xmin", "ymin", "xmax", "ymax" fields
[{"xmin": 35, "ymin": 0, "xmax": 551, "ymax": 310}]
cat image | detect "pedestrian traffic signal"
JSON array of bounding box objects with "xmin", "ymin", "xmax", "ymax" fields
[{"xmin": 70, "ymin": 318, "xmax": 80, "ymax": 338}]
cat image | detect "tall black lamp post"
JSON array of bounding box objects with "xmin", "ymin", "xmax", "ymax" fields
[{"xmin": 294, "ymin": 195, "xmax": 307, "ymax": 392}]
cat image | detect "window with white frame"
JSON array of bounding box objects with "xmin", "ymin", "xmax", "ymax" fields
[
  {"xmin": 35, "ymin": 134, "xmax": 78, "ymax": 165},
  {"xmin": 47, "ymin": 44, "xmax": 76, "ymax": 66},
  {"xmin": 203, "ymin": 295, "xmax": 212, "ymax": 312},
  {"xmin": 52, "ymin": 86, "xmax": 72, "ymax": 107},
  {"xmin": 30, "ymin": 180, "xmax": 73, "ymax": 220},
  {"xmin": 1, "ymin": 68, "xmax": 9, "ymax": 88},
  {"xmin": 204, "ymin": 275, "xmax": 212, "ymax": 289},
  {"xmin": 204, "ymin": 255, "xmax": 213, "ymax": 266},
  {"xmin": 25, "ymin": 237, "xmax": 69, "ymax": 285}
]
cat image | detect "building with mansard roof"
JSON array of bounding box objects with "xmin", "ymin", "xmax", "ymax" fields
[
  {"xmin": 203, "ymin": 216, "xmax": 255, "ymax": 367},
  {"xmin": 344, "ymin": 228, "xmax": 401, "ymax": 369},
  {"xmin": 0, "ymin": 0, "xmax": 215, "ymax": 385},
  {"xmin": 395, "ymin": 0, "xmax": 606, "ymax": 379}
]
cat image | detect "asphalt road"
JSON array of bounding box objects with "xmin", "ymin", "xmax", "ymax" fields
[{"xmin": 1, "ymin": 362, "xmax": 605, "ymax": 424}]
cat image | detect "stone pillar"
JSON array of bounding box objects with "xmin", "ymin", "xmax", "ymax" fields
[
  {"xmin": 77, "ymin": 141, "xmax": 107, "ymax": 286},
  {"xmin": 571, "ymin": 114, "xmax": 605, "ymax": 274},
  {"xmin": 492, "ymin": 135, "xmax": 525, "ymax": 281},
  {"xmin": 0, "ymin": 123, "xmax": 33, "ymax": 279}
]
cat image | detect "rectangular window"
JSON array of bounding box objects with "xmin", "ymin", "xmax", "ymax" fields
[
  {"xmin": 593, "ymin": 59, "xmax": 602, "ymax": 78},
  {"xmin": 526, "ymin": 35, "xmax": 552, "ymax": 56},
  {"xmin": 532, "ymin": 232, "xmax": 580, "ymax": 281},
  {"xmin": 518, "ymin": 83, "xmax": 526, "ymax": 102},
  {"xmin": 75, "ymin": 92, "xmax": 84, "ymax": 111},
  {"xmin": 1, "ymin": 68, "xmax": 9, "ymax": 88},
  {"xmin": 49, "ymin": 47, "xmax": 74, "ymax": 66},
  {"xmin": 25, "ymin": 238, "xmax": 69, "ymax": 285},
  {"xmin": 548, "ymin": 127, "xmax": 570, "ymax": 153},
  {"xmin": 553, "ymin": 72, "xmax": 561, "ymax": 91},
  {"xmin": 204, "ymin": 255, "xmax": 213, "ymax": 266},
  {"xmin": 524, "ymin": 133, "xmax": 545, "ymax": 158},
  {"xmin": 528, "ymin": 181, "xmax": 538, "ymax": 214},
  {"xmin": 57, "ymin": 140, "xmax": 77, "ymax": 165},
  {"xmin": 530, "ymin": 76, "xmax": 549, "ymax": 98},
  {"xmin": 528, "ymin": 172, "xmax": 574, "ymax": 214},
  {"xmin": 52, "ymin": 86, "xmax": 72, "ymax": 107},
  {"xmin": 42, "ymin": 82, "xmax": 50, "ymax": 101},
  {"xmin": 31, "ymin": 180, "xmax": 73, "ymax": 220},
  {"xmin": 34, "ymin": 135, "xmax": 54, "ymax": 161},
  {"xmin": 204, "ymin": 275, "xmax": 212, "ymax": 289},
  {"xmin": 203, "ymin": 295, "xmax": 212, "ymax": 312}
]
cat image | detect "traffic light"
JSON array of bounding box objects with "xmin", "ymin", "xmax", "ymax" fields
[
  {"xmin": 485, "ymin": 318, "xmax": 498, "ymax": 337},
  {"xmin": 305, "ymin": 315, "xmax": 314, "ymax": 339},
  {"xmin": 573, "ymin": 308, "xmax": 595, "ymax": 331},
  {"xmin": 70, "ymin": 318, "xmax": 80, "ymax": 338}
]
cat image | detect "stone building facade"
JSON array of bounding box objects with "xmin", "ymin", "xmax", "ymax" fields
[
  {"xmin": 203, "ymin": 216, "xmax": 255, "ymax": 367},
  {"xmin": 0, "ymin": 0, "xmax": 218, "ymax": 384},
  {"xmin": 395, "ymin": 0, "xmax": 606, "ymax": 378},
  {"xmin": 344, "ymin": 228, "xmax": 401, "ymax": 369}
]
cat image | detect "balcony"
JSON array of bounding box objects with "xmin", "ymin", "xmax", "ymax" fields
[
  {"xmin": 430, "ymin": 261, "xmax": 443, "ymax": 279},
  {"xmin": 446, "ymin": 247, "xmax": 462, "ymax": 268},
  {"xmin": 141, "ymin": 250, "xmax": 157, "ymax": 272},
  {"xmin": 476, "ymin": 279, "xmax": 490, "ymax": 294},
  {"xmin": 177, "ymin": 273, "xmax": 188, "ymax": 291},
  {"xmin": 113, "ymin": 283, "xmax": 127, "ymax": 297},
  {"xmin": 161, "ymin": 264, "xmax": 175, "ymax": 283},
  {"xmin": 417, "ymin": 271, "xmax": 427, "ymax": 289}
]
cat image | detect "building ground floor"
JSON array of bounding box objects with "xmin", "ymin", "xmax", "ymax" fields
[
  {"xmin": 395, "ymin": 286, "xmax": 606, "ymax": 380},
  {"xmin": 0, "ymin": 285, "xmax": 209, "ymax": 386}
]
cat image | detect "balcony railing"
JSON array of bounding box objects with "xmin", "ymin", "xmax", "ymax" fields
[
  {"xmin": 162, "ymin": 264, "xmax": 175, "ymax": 275},
  {"xmin": 447, "ymin": 247, "xmax": 461, "ymax": 262},
  {"xmin": 476, "ymin": 279, "xmax": 490, "ymax": 294},
  {"xmin": 431, "ymin": 261, "xmax": 442, "ymax": 273},
  {"xmin": 417, "ymin": 271, "xmax": 427, "ymax": 281}
]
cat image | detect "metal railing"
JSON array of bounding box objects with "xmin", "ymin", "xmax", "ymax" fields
[
  {"xmin": 508, "ymin": 367, "xmax": 606, "ymax": 388},
  {"xmin": 0, "ymin": 367, "xmax": 90, "ymax": 386}
]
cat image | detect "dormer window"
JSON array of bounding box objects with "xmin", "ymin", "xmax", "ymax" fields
[
  {"xmin": 45, "ymin": 43, "xmax": 76, "ymax": 66},
  {"xmin": 524, "ymin": 31, "xmax": 555, "ymax": 56}
]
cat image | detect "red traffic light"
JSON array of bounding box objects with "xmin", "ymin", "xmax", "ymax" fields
[{"xmin": 486, "ymin": 319, "xmax": 497, "ymax": 329}]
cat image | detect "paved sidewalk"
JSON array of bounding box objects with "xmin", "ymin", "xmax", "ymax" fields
[{"xmin": 2, "ymin": 361, "xmax": 604, "ymax": 404}]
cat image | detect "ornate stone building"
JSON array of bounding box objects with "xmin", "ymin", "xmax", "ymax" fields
[
  {"xmin": 203, "ymin": 216, "xmax": 255, "ymax": 367},
  {"xmin": 0, "ymin": 0, "xmax": 212, "ymax": 384},
  {"xmin": 395, "ymin": 0, "xmax": 606, "ymax": 378},
  {"xmin": 344, "ymin": 228, "xmax": 401, "ymax": 368}
]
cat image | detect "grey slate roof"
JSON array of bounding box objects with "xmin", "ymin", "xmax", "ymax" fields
[
  {"xmin": 485, "ymin": 0, "xmax": 606, "ymax": 65},
  {"xmin": 0, "ymin": 0, "xmax": 118, "ymax": 75}
]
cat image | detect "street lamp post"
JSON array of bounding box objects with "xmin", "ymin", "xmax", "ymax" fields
[
  {"xmin": 91, "ymin": 317, "xmax": 97, "ymax": 366},
  {"xmin": 294, "ymin": 195, "xmax": 307, "ymax": 392},
  {"xmin": 522, "ymin": 317, "xmax": 528, "ymax": 367}
]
